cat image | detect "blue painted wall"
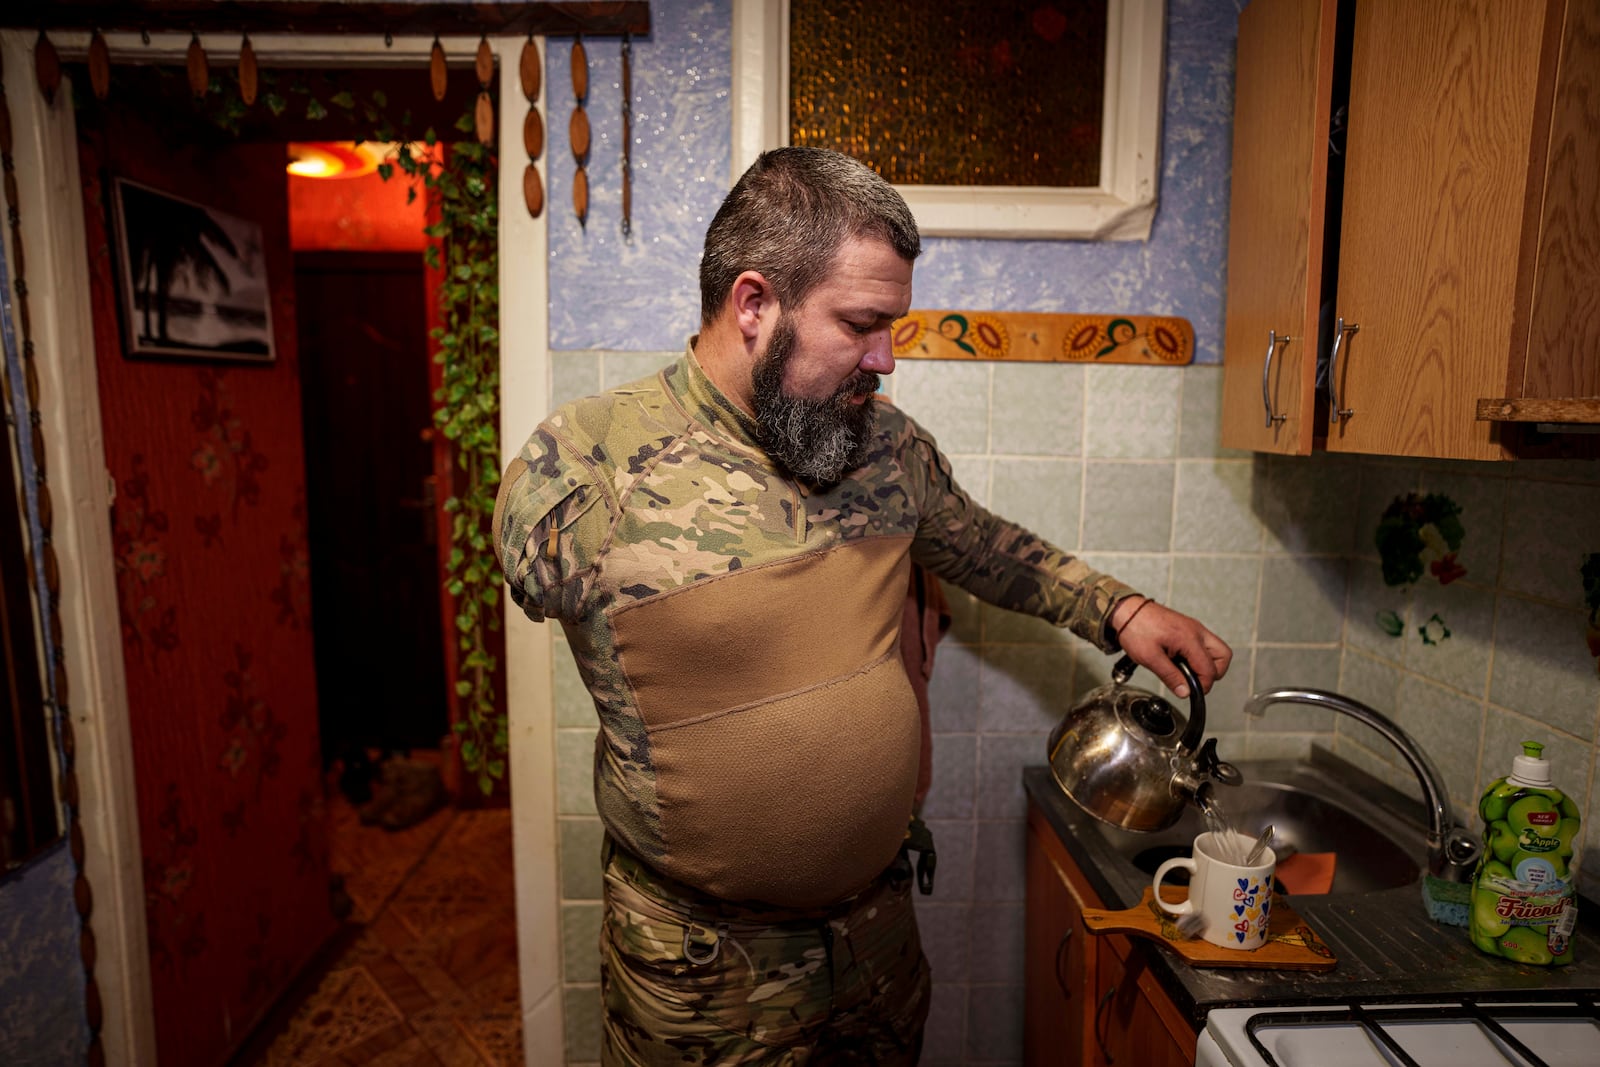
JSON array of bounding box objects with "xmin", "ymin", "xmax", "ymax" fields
[
  {"xmin": 548, "ymin": 0, "xmax": 1238, "ymax": 363},
  {"xmin": 0, "ymin": 196, "xmax": 87, "ymax": 1067}
]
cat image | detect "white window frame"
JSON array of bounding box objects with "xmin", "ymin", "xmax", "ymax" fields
[{"xmin": 731, "ymin": 0, "xmax": 1166, "ymax": 240}]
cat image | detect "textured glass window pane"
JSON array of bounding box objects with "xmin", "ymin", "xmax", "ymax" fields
[{"xmin": 789, "ymin": 0, "xmax": 1107, "ymax": 187}]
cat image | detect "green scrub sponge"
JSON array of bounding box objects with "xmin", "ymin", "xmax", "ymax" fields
[{"xmin": 1423, "ymin": 872, "xmax": 1471, "ymax": 927}]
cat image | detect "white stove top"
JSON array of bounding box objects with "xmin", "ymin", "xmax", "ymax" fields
[{"xmin": 1197, "ymin": 1000, "xmax": 1600, "ymax": 1066}]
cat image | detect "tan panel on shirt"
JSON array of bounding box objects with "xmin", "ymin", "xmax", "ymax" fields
[
  {"xmin": 609, "ymin": 535, "xmax": 914, "ymax": 730},
  {"xmin": 608, "ymin": 535, "xmax": 919, "ymax": 905},
  {"xmin": 648, "ymin": 651, "xmax": 921, "ymax": 906}
]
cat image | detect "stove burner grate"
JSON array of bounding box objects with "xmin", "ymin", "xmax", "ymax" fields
[{"xmin": 1242, "ymin": 995, "xmax": 1600, "ymax": 1067}]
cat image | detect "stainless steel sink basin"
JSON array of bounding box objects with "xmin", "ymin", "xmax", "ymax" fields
[{"xmin": 1089, "ymin": 758, "xmax": 1424, "ymax": 895}]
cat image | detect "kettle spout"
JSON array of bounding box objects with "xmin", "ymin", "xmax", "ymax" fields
[
  {"xmin": 1171, "ymin": 738, "xmax": 1243, "ymax": 814},
  {"xmin": 1196, "ymin": 736, "xmax": 1242, "ymax": 786}
]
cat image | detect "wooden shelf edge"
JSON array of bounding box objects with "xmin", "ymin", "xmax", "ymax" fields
[
  {"xmin": 0, "ymin": 2, "xmax": 652, "ymax": 37},
  {"xmin": 1476, "ymin": 397, "xmax": 1600, "ymax": 424}
]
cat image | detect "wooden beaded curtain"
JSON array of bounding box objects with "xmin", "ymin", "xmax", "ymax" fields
[{"xmin": 8, "ymin": 1, "xmax": 649, "ymax": 228}]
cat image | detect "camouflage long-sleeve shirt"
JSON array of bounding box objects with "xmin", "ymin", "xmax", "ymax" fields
[{"xmin": 494, "ymin": 345, "xmax": 1135, "ymax": 907}]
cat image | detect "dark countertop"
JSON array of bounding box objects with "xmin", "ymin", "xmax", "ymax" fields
[{"xmin": 1024, "ymin": 752, "xmax": 1600, "ymax": 1031}]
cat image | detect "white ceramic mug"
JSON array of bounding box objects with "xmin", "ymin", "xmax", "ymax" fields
[{"xmin": 1152, "ymin": 831, "xmax": 1276, "ymax": 950}]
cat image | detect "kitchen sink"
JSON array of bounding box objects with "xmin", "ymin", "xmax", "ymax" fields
[{"xmin": 1088, "ymin": 758, "xmax": 1424, "ymax": 895}]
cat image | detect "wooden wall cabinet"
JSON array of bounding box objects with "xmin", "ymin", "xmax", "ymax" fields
[
  {"xmin": 1025, "ymin": 804, "xmax": 1196, "ymax": 1067},
  {"xmin": 1220, "ymin": 0, "xmax": 1600, "ymax": 460}
]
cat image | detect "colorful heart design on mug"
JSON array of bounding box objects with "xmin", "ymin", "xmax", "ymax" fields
[
  {"xmin": 1234, "ymin": 904, "xmax": 1245, "ymax": 917},
  {"xmin": 1234, "ymin": 930, "xmax": 1247, "ymax": 943},
  {"xmin": 1237, "ymin": 877, "xmax": 1249, "ymax": 891}
]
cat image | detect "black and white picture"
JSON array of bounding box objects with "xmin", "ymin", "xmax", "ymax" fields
[{"xmin": 112, "ymin": 178, "xmax": 275, "ymax": 362}]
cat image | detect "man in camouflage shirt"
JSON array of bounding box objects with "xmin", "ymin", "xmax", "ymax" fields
[{"xmin": 495, "ymin": 147, "xmax": 1232, "ymax": 1064}]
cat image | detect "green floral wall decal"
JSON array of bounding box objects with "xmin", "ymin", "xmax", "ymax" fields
[
  {"xmin": 1373, "ymin": 492, "xmax": 1468, "ymax": 642},
  {"xmin": 1376, "ymin": 492, "xmax": 1467, "ymax": 587},
  {"xmin": 1417, "ymin": 612, "xmax": 1451, "ymax": 646}
]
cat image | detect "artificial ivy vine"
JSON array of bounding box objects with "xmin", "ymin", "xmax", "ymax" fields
[
  {"xmin": 390, "ymin": 121, "xmax": 507, "ymax": 795},
  {"xmin": 85, "ymin": 67, "xmax": 509, "ymax": 791}
]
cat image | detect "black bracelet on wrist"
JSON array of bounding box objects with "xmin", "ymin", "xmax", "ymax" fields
[{"xmin": 1113, "ymin": 597, "xmax": 1155, "ymax": 637}]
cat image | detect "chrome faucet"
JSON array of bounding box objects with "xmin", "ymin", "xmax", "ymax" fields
[{"xmin": 1243, "ymin": 688, "xmax": 1481, "ymax": 882}]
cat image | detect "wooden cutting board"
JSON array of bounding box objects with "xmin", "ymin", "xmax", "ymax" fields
[
  {"xmin": 891, "ymin": 310, "xmax": 1194, "ymax": 365},
  {"xmin": 1081, "ymin": 886, "xmax": 1338, "ymax": 971}
]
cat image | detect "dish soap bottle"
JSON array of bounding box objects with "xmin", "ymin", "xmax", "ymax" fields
[{"xmin": 1469, "ymin": 741, "xmax": 1579, "ymax": 965}]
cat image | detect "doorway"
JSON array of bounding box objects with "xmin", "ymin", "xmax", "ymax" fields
[
  {"xmin": 4, "ymin": 27, "xmax": 559, "ymax": 1066},
  {"xmin": 293, "ymin": 251, "xmax": 448, "ymax": 762},
  {"xmin": 67, "ymin": 55, "xmax": 512, "ymax": 1063}
]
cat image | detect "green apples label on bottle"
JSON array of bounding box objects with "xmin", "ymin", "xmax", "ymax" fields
[{"xmin": 1469, "ymin": 777, "xmax": 1577, "ymax": 967}]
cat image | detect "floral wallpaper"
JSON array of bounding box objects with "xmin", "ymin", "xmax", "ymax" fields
[{"xmin": 77, "ymin": 120, "xmax": 334, "ymax": 1064}]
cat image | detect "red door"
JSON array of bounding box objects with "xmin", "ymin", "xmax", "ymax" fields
[{"xmin": 78, "ymin": 113, "xmax": 336, "ymax": 1063}]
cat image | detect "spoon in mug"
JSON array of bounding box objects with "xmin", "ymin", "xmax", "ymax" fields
[{"xmin": 1244, "ymin": 824, "xmax": 1275, "ymax": 866}]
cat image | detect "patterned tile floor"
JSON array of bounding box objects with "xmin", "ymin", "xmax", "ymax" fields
[{"xmin": 237, "ymin": 779, "xmax": 522, "ymax": 1066}]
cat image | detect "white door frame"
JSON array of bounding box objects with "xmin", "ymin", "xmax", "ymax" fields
[{"xmin": 0, "ymin": 29, "xmax": 559, "ymax": 1066}]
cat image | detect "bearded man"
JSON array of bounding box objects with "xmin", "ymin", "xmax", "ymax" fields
[{"xmin": 495, "ymin": 146, "xmax": 1231, "ymax": 1065}]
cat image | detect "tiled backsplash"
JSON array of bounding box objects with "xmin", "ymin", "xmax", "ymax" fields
[{"xmin": 544, "ymin": 354, "xmax": 1600, "ymax": 1064}]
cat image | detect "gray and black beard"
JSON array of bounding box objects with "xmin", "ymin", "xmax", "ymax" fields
[{"xmin": 750, "ymin": 314, "xmax": 879, "ymax": 486}]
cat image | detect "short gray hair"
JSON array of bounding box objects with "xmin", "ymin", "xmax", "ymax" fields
[{"xmin": 699, "ymin": 147, "xmax": 921, "ymax": 325}]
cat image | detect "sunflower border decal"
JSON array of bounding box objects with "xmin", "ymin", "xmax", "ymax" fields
[{"xmin": 888, "ymin": 309, "xmax": 1193, "ymax": 365}]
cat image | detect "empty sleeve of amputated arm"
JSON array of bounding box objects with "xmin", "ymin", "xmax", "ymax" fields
[
  {"xmin": 493, "ymin": 425, "xmax": 608, "ymax": 624},
  {"xmin": 903, "ymin": 423, "xmax": 1138, "ymax": 652}
]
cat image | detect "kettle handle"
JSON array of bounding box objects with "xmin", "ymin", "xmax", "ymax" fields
[
  {"xmin": 1112, "ymin": 653, "xmax": 1207, "ymax": 753},
  {"xmin": 1173, "ymin": 655, "xmax": 1207, "ymax": 754}
]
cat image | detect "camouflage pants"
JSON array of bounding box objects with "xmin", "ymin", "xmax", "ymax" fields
[{"xmin": 599, "ymin": 837, "xmax": 931, "ymax": 1065}]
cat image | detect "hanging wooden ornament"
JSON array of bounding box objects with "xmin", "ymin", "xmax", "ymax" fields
[
  {"xmin": 34, "ymin": 31, "xmax": 61, "ymax": 104},
  {"xmin": 573, "ymin": 166, "xmax": 589, "ymax": 227},
  {"xmin": 568, "ymin": 108, "xmax": 590, "ymax": 162},
  {"xmin": 571, "ymin": 36, "xmax": 588, "ymax": 227},
  {"xmin": 520, "ymin": 35, "xmax": 544, "ymax": 220},
  {"xmin": 430, "ymin": 36, "xmax": 447, "ymax": 102},
  {"xmin": 186, "ymin": 33, "xmax": 208, "ymax": 99},
  {"xmin": 88, "ymin": 31, "xmax": 111, "ymax": 101},
  {"xmin": 523, "ymin": 108, "xmax": 545, "ymax": 160},
  {"xmin": 474, "ymin": 36, "xmax": 494, "ymax": 145},
  {"xmin": 476, "ymin": 93, "xmax": 495, "ymax": 145},
  {"xmin": 475, "ymin": 36, "xmax": 494, "ymax": 86},
  {"xmin": 239, "ymin": 35, "xmax": 258, "ymax": 106},
  {"xmin": 520, "ymin": 36, "xmax": 541, "ymax": 101},
  {"xmin": 524, "ymin": 164, "xmax": 545, "ymax": 218},
  {"xmin": 570, "ymin": 38, "xmax": 589, "ymax": 101}
]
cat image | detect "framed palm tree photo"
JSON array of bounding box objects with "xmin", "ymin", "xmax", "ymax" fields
[{"xmin": 110, "ymin": 178, "xmax": 275, "ymax": 362}]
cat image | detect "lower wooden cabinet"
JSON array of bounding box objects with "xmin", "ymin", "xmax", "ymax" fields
[
  {"xmin": 1025, "ymin": 803, "xmax": 1198, "ymax": 1066},
  {"xmin": 1093, "ymin": 938, "xmax": 1197, "ymax": 1067}
]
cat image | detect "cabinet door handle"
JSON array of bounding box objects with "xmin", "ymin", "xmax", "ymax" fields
[
  {"xmin": 1262, "ymin": 329, "xmax": 1289, "ymax": 427},
  {"xmin": 1328, "ymin": 317, "xmax": 1359, "ymax": 422},
  {"xmin": 1095, "ymin": 983, "xmax": 1118, "ymax": 1064},
  {"xmin": 1054, "ymin": 930, "xmax": 1073, "ymax": 999}
]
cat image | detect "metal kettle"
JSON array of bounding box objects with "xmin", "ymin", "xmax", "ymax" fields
[{"xmin": 1046, "ymin": 654, "xmax": 1240, "ymax": 832}]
